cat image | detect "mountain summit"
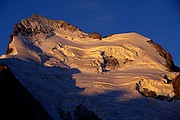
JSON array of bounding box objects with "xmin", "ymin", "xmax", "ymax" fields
[
  {"xmin": 1, "ymin": 14, "xmax": 180, "ymax": 120},
  {"xmin": 12, "ymin": 14, "xmax": 101, "ymax": 39}
]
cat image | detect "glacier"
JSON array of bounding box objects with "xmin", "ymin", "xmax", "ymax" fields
[{"xmin": 0, "ymin": 14, "xmax": 180, "ymax": 120}]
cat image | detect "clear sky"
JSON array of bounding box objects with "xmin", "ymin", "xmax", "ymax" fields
[{"xmin": 0, "ymin": 0, "xmax": 179, "ymax": 66}]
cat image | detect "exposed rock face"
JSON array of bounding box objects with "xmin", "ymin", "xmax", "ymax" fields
[
  {"xmin": 59, "ymin": 20, "xmax": 81, "ymax": 32},
  {"xmin": 136, "ymin": 78, "xmax": 174, "ymax": 101},
  {"xmin": 91, "ymin": 59, "xmax": 103, "ymax": 73},
  {"xmin": 88, "ymin": 32, "xmax": 102, "ymax": 40},
  {"xmin": 104, "ymin": 55, "xmax": 119, "ymax": 70},
  {"xmin": 137, "ymin": 87, "xmax": 173, "ymax": 102},
  {"xmin": 6, "ymin": 14, "xmax": 102, "ymax": 55},
  {"xmin": 163, "ymin": 73, "xmax": 178, "ymax": 84},
  {"xmin": 99, "ymin": 51, "xmax": 119, "ymax": 71},
  {"xmin": 6, "ymin": 35, "xmax": 14, "ymax": 54},
  {"xmin": 147, "ymin": 40, "xmax": 180, "ymax": 72},
  {"xmin": 13, "ymin": 14, "xmax": 57, "ymax": 37},
  {"xmin": 59, "ymin": 105, "xmax": 102, "ymax": 120},
  {"xmin": 172, "ymin": 74, "xmax": 180, "ymax": 100},
  {"xmin": 0, "ymin": 64, "xmax": 52, "ymax": 120},
  {"xmin": 138, "ymin": 88, "xmax": 157, "ymax": 98},
  {"xmin": 13, "ymin": 14, "xmax": 82, "ymax": 37},
  {"xmin": 12, "ymin": 14, "xmax": 101, "ymax": 39},
  {"xmin": 91, "ymin": 53, "xmax": 119, "ymax": 73}
]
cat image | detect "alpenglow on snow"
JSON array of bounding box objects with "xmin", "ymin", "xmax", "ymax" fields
[{"xmin": 0, "ymin": 14, "xmax": 180, "ymax": 120}]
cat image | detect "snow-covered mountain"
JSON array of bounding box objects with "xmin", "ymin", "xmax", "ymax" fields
[{"xmin": 0, "ymin": 14, "xmax": 180, "ymax": 120}]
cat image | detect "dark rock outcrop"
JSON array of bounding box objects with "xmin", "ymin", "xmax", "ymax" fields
[
  {"xmin": 13, "ymin": 14, "xmax": 81, "ymax": 38},
  {"xmin": 88, "ymin": 32, "xmax": 102, "ymax": 40},
  {"xmin": 59, "ymin": 105, "xmax": 102, "ymax": 120},
  {"xmin": 0, "ymin": 64, "xmax": 52, "ymax": 120},
  {"xmin": 58, "ymin": 20, "xmax": 81, "ymax": 32},
  {"xmin": 13, "ymin": 14, "xmax": 82, "ymax": 37},
  {"xmin": 6, "ymin": 35, "xmax": 14, "ymax": 54},
  {"xmin": 104, "ymin": 55, "xmax": 119, "ymax": 70},
  {"xmin": 137, "ymin": 88, "xmax": 173, "ymax": 102},
  {"xmin": 123, "ymin": 58, "xmax": 134, "ymax": 64},
  {"xmin": 172, "ymin": 74, "xmax": 180, "ymax": 100},
  {"xmin": 138, "ymin": 88, "xmax": 157, "ymax": 98},
  {"xmin": 13, "ymin": 14, "xmax": 55, "ymax": 37},
  {"xmin": 103, "ymin": 33, "xmax": 115, "ymax": 38},
  {"xmin": 147, "ymin": 40, "xmax": 180, "ymax": 72},
  {"xmin": 100, "ymin": 52, "xmax": 119, "ymax": 70},
  {"xmin": 12, "ymin": 14, "xmax": 102, "ymax": 41}
]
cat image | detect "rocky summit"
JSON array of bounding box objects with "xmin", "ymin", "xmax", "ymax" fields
[{"xmin": 0, "ymin": 14, "xmax": 180, "ymax": 120}]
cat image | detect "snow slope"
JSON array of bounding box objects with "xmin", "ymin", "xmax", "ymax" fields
[{"xmin": 1, "ymin": 14, "xmax": 180, "ymax": 120}]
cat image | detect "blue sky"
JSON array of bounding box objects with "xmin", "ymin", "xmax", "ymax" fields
[{"xmin": 0, "ymin": 0, "xmax": 179, "ymax": 66}]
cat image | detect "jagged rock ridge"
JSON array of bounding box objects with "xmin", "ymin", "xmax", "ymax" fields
[
  {"xmin": 13, "ymin": 14, "xmax": 81, "ymax": 37},
  {"xmin": 6, "ymin": 14, "xmax": 102, "ymax": 55},
  {"xmin": 147, "ymin": 40, "xmax": 179, "ymax": 72},
  {"xmin": 12, "ymin": 14, "xmax": 101, "ymax": 39}
]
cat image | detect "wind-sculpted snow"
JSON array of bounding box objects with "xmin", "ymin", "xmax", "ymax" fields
[{"xmin": 1, "ymin": 14, "xmax": 180, "ymax": 120}]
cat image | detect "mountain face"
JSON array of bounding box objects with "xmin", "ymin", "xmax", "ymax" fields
[
  {"xmin": 1, "ymin": 14, "xmax": 180, "ymax": 120},
  {"xmin": 0, "ymin": 64, "xmax": 52, "ymax": 120}
]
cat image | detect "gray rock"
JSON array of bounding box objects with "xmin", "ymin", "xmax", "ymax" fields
[{"xmin": 147, "ymin": 40, "xmax": 180, "ymax": 72}]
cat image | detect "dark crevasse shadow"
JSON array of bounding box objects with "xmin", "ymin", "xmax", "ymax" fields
[{"xmin": 102, "ymin": 69, "xmax": 110, "ymax": 73}]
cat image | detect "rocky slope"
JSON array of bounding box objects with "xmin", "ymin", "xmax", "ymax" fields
[
  {"xmin": 147, "ymin": 40, "xmax": 179, "ymax": 72},
  {"xmin": 1, "ymin": 14, "xmax": 180, "ymax": 120}
]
